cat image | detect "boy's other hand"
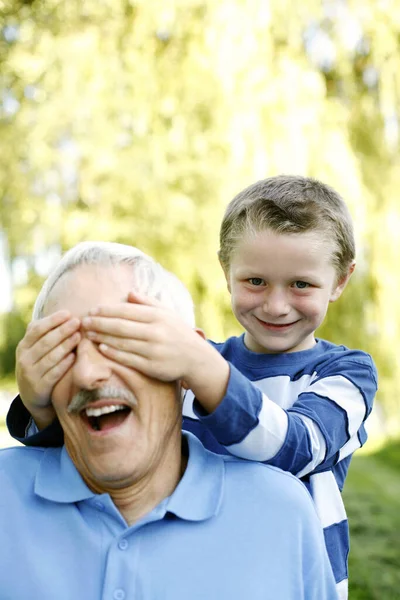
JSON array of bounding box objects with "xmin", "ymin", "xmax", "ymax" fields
[{"xmin": 16, "ymin": 311, "xmax": 81, "ymax": 429}]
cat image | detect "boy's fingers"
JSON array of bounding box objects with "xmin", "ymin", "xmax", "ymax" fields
[
  {"xmin": 127, "ymin": 291, "xmax": 163, "ymax": 308},
  {"xmin": 43, "ymin": 352, "xmax": 76, "ymax": 385},
  {"xmin": 82, "ymin": 316, "xmax": 152, "ymax": 339},
  {"xmin": 19, "ymin": 318, "xmax": 81, "ymax": 365},
  {"xmin": 89, "ymin": 333, "xmax": 150, "ymax": 356},
  {"xmin": 18, "ymin": 331, "xmax": 79, "ymax": 385},
  {"xmin": 26, "ymin": 353, "xmax": 77, "ymax": 407},
  {"xmin": 22, "ymin": 311, "xmax": 73, "ymax": 348},
  {"xmin": 88, "ymin": 303, "xmax": 156, "ymax": 322},
  {"xmin": 98, "ymin": 344, "xmax": 150, "ymax": 371},
  {"xmin": 38, "ymin": 332, "xmax": 81, "ymax": 376}
]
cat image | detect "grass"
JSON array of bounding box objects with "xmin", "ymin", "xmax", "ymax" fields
[{"xmin": 344, "ymin": 441, "xmax": 400, "ymax": 599}]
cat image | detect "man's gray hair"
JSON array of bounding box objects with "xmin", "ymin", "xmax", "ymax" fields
[{"xmin": 33, "ymin": 241, "xmax": 195, "ymax": 327}]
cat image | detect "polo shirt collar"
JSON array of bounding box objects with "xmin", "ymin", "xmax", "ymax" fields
[
  {"xmin": 165, "ymin": 432, "xmax": 224, "ymax": 522},
  {"xmin": 35, "ymin": 446, "xmax": 95, "ymax": 503},
  {"xmin": 34, "ymin": 432, "xmax": 225, "ymax": 521}
]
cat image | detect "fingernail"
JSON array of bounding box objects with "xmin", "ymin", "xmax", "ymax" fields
[
  {"xmin": 82, "ymin": 317, "xmax": 91, "ymax": 327},
  {"xmin": 89, "ymin": 307, "xmax": 99, "ymax": 315}
]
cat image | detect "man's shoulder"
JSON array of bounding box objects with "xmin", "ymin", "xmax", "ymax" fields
[
  {"xmin": 186, "ymin": 432, "xmax": 311, "ymax": 509},
  {"xmin": 0, "ymin": 445, "xmax": 47, "ymax": 479},
  {"xmin": 221, "ymin": 455, "xmax": 313, "ymax": 512},
  {"xmin": 222, "ymin": 454, "xmax": 305, "ymax": 486},
  {"xmin": 0, "ymin": 445, "xmax": 46, "ymax": 460}
]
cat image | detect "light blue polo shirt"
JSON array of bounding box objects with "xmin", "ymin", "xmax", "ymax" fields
[{"xmin": 0, "ymin": 433, "xmax": 338, "ymax": 600}]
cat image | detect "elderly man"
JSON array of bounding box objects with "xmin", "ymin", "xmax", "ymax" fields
[{"xmin": 0, "ymin": 242, "xmax": 338, "ymax": 600}]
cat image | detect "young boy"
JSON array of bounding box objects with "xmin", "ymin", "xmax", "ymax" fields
[{"xmin": 7, "ymin": 175, "xmax": 377, "ymax": 599}]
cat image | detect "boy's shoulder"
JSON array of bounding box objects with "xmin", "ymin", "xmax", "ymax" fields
[
  {"xmin": 313, "ymin": 338, "xmax": 376, "ymax": 367},
  {"xmin": 209, "ymin": 335, "xmax": 376, "ymax": 381},
  {"xmin": 312, "ymin": 340, "xmax": 377, "ymax": 387}
]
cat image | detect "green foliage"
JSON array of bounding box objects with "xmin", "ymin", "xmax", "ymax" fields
[
  {"xmin": 372, "ymin": 440, "xmax": 400, "ymax": 471},
  {"xmin": 0, "ymin": 0, "xmax": 399, "ymax": 429},
  {"xmin": 344, "ymin": 442, "xmax": 400, "ymax": 599},
  {"xmin": 0, "ymin": 310, "xmax": 25, "ymax": 375}
]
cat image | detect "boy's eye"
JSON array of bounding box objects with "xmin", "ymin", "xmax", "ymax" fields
[
  {"xmin": 293, "ymin": 281, "xmax": 310, "ymax": 289},
  {"xmin": 248, "ymin": 278, "xmax": 265, "ymax": 286}
]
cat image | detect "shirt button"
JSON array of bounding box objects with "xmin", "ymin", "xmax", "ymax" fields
[
  {"xmin": 118, "ymin": 539, "xmax": 128, "ymax": 551},
  {"xmin": 113, "ymin": 590, "xmax": 125, "ymax": 600},
  {"xmin": 94, "ymin": 501, "xmax": 105, "ymax": 511}
]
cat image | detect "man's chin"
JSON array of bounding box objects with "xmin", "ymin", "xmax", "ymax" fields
[{"xmin": 77, "ymin": 456, "xmax": 142, "ymax": 492}]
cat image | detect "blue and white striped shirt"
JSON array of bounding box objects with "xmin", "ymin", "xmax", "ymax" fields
[{"xmin": 182, "ymin": 335, "xmax": 377, "ymax": 600}]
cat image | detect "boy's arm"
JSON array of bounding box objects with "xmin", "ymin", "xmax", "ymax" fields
[
  {"xmin": 196, "ymin": 353, "xmax": 377, "ymax": 477},
  {"xmin": 7, "ymin": 395, "xmax": 64, "ymax": 447}
]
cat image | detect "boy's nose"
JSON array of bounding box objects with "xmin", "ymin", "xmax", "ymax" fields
[
  {"xmin": 262, "ymin": 289, "xmax": 290, "ymax": 317},
  {"xmin": 71, "ymin": 338, "xmax": 112, "ymax": 390}
]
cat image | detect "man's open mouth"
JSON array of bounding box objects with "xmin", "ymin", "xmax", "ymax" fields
[{"xmin": 81, "ymin": 404, "xmax": 132, "ymax": 432}]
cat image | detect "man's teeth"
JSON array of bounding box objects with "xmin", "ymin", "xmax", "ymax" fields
[{"xmin": 85, "ymin": 405, "xmax": 126, "ymax": 418}]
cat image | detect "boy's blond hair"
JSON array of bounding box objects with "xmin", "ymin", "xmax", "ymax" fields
[{"xmin": 219, "ymin": 175, "xmax": 355, "ymax": 280}]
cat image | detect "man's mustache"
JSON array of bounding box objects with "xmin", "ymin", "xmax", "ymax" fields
[{"xmin": 67, "ymin": 386, "xmax": 137, "ymax": 414}]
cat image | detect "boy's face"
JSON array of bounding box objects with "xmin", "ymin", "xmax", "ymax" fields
[{"xmin": 223, "ymin": 229, "xmax": 354, "ymax": 354}]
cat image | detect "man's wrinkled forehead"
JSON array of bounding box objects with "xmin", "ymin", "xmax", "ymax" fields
[{"xmin": 42, "ymin": 263, "xmax": 134, "ymax": 318}]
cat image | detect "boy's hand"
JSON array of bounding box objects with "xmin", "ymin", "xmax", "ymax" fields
[
  {"xmin": 16, "ymin": 311, "xmax": 81, "ymax": 429},
  {"xmin": 82, "ymin": 292, "xmax": 204, "ymax": 382},
  {"xmin": 82, "ymin": 292, "xmax": 230, "ymax": 411}
]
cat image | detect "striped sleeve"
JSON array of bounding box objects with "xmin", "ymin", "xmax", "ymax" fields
[
  {"xmin": 285, "ymin": 358, "xmax": 376, "ymax": 476},
  {"xmin": 197, "ymin": 357, "xmax": 377, "ymax": 477}
]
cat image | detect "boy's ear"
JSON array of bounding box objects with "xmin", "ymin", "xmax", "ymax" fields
[
  {"xmin": 330, "ymin": 261, "xmax": 356, "ymax": 302},
  {"xmin": 194, "ymin": 327, "xmax": 207, "ymax": 341},
  {"xmin": 217, "ymin": 251, "xmax": 231, "ymax": 293}
]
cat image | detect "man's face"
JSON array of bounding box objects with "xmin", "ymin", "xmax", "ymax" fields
[{"xmin": 45, "ymin": 264, "xmax": 182, "ymax": 492}]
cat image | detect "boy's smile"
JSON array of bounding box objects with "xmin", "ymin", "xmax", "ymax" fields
[
  {"xmin": 225, "ymin": 229, "xmax": 352, "ymax": 354},
  {"xmin": 255, "ymin": 318, "xmax": 301, "ymax": 331}
]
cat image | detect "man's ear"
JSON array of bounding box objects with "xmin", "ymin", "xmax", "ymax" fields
[
  {"xmin": 330, "ymin": 261, "xmax": 356, "ymax": 302},
  {"xmin": 217, "ymin": 251, "xmax": 231, "ymax": 293}
]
